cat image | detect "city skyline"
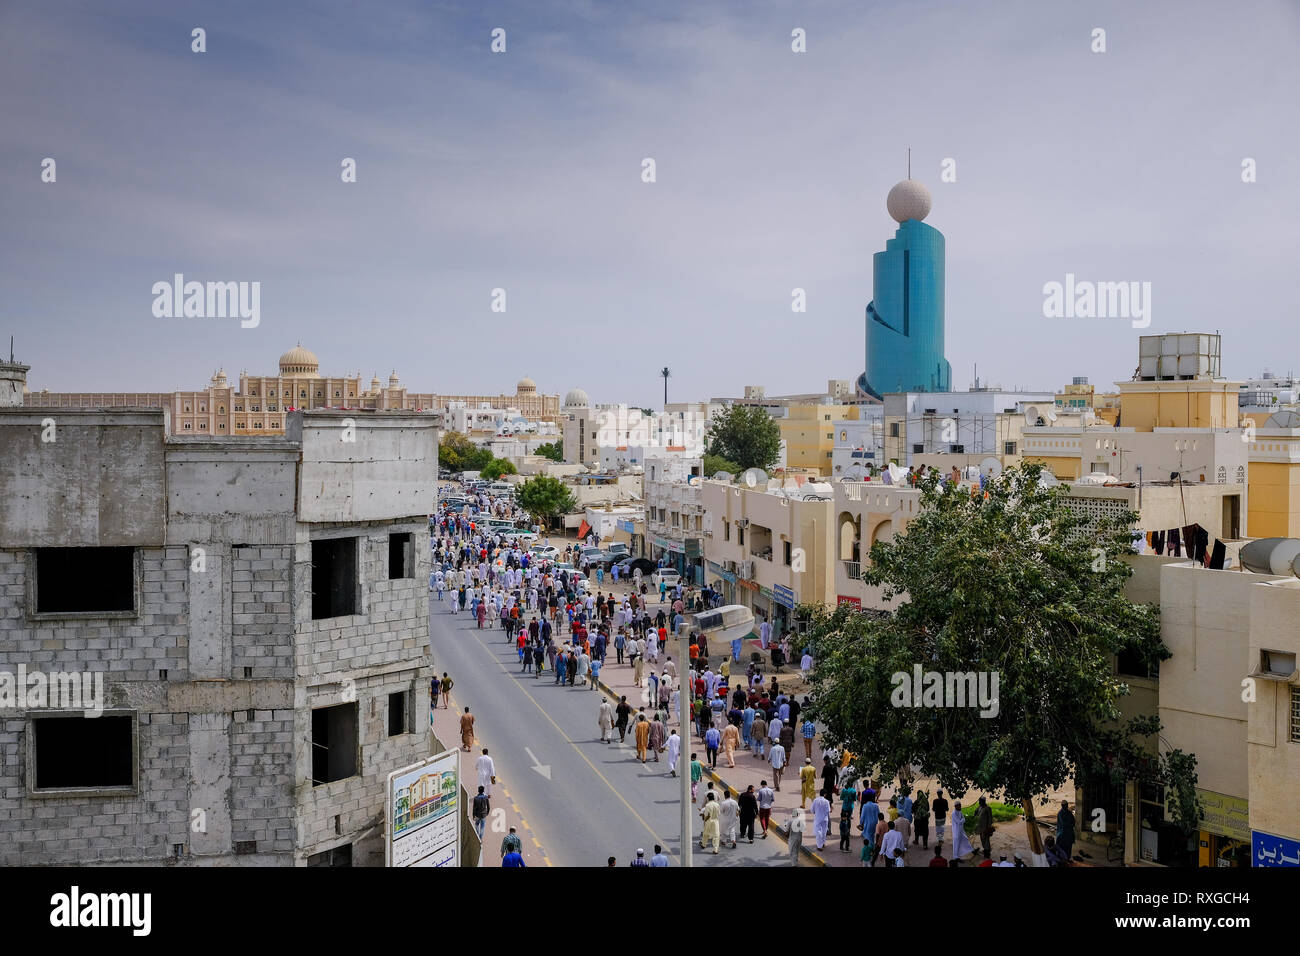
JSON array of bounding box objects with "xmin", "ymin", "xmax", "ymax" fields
[{"xmin": 3, "ymin": 0, "xmax": 1297, "ymax": 407}]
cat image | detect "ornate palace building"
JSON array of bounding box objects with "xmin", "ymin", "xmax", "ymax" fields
[{"xmin": 22, "ymin": 345, "xmax": 559, "ymax": 435}]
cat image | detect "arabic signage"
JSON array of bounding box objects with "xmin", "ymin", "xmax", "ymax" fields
[
  {"xmin": 684, "ymin": 538, "xmax": 702, "ymax": 558},
  {"xmin": 386, "ymin": 750, "xmax": 460, "ymax": 867},
  {"xmin": 1252, "ymin": 830, "xmax": 1300, "ymax": 867},
  {"xmin": 618, "ymin": 520, "xmax": 635, "ymax": 533},
  {"xmin": 773, "ymin": 583, "xmax": 796, "ymax": 610},
  {"xmin": 837, "ymin": 595, "xmax": 861, "ymax": 608},
  {"xmin": 1195, "ymin": 789, "xmax": 1249, "ymax": 842},
  {"xmin": 736, "ymin": 577, "xmax": 759, "ymax": 592}
]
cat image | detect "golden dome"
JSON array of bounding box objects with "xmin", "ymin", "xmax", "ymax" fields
[
  {"xmin": 278, "ymin": 343, "xmax": 320, "ymax": 377},
  {"xmin": 517, "ymin": 376, "xmax": 537, "ymax": 393}
]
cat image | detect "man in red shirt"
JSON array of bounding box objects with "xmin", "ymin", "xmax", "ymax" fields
[{"xmin": 928, "ymin": 846, "xmax": 948, "ymax": 867}]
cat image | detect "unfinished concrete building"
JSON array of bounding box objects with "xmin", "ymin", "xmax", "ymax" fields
[{"xmin": 0, "ymin": 407, "xmax": 435, "ymax": 865}]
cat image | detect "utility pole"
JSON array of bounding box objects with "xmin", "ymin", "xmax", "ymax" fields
[
  {"xmin": 680, "ymin": 626, "xmax": 693, "ymax": 867},
  {"xmin": 661, "ymin": 367, "xmax": 670, "ymax": 407}
]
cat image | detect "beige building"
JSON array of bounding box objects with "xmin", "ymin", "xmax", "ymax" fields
[
  {"xmin": 24, "ymin": 346, "xmax": 558, "ymax": 436},
  {"xmin": 699, "ymin": 477, "xmax": 835, "ymax": 633},
  {"xmin": 1123, "ymin": 561, "xmax": 1300, "ymax": 867}
]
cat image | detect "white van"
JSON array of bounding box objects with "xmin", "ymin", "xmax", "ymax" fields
[{"xmin": 486, "ymin": 482, "xmax": 514, "ymax": 497}]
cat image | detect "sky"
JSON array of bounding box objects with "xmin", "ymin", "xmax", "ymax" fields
[{"xmin": 3, "ymin": 0, "xmax": 1298, "ymax": 408}]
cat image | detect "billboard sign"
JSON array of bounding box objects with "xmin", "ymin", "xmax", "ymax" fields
[{"xmin": 386, "ymin": 750, "xmax": 460, "ymax": 867}]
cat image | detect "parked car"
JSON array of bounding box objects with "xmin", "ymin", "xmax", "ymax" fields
[
  {"xmin": 531, "ymin": 545, "xmax": 561, "ymax": 561},
  {"xmin": 605, "ymin": 543, "xmax": 629, "ymax": 558},
  {"xmin": 614, "ymin": 556, "xmax": 656, "ymax": 577},
  {"xmin": 651, "ymin": 569, "xmax": 681, "ymax": 590}
]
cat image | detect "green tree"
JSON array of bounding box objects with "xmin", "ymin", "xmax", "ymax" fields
[
  {"xmin": 534, "ymin": 441, "xmax": 564, "ymax": 463},
  {"xmin": 480, "ymin": 457, "xmax": 517, "ymax": 481},
  {"xmin": 438, "ymin": 431, "xmax": 492, "ymax": 473},
  {"xmin": 705, "ymin": 405, "xmax": 780, "ymax": 472},
  {"xmin": 701, "ymin": 452, "xmax": 742, "ymax": 477},
  {"xmin": 803, "ymin": 463, "xmax": 1198, "ymax": 856},
  {"xmin": 515, "ymin": 475, "xmax": 577, "ymax": 530}
]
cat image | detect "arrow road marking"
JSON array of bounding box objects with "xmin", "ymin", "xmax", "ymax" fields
[{"xmin": 524, "ymin": 746, "xmax": 551, "ymax": 780}]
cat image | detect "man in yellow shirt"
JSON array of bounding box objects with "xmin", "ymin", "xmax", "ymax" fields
[
  {"xmin": 800, "ymin": 757, "xmax": 817, "ymax": 809},
  {"xmin": 699, "ymin": 792, "xmax": 721, "ymax": 854}
]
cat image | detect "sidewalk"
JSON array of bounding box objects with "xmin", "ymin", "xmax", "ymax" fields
[{"xmin": 430, "ymin": 689, "xmax": 552, "ymax": 867}]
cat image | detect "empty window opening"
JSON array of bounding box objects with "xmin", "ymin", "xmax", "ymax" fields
[
  {"xmin": 312, "ymin": 703, "xmax": 358, "ymax": 785},
  {"xmin": 308, "ymin": 844, "xmax": 353, "ymax": 867},
  {"xmin": 388, "ymin": 532, "xmax": 413, "ymax": 580},
  {"xmin": 34, "ymin": 547, "xmax": 135, "ymax": 614},
  {"xmin": 388, "ymin": 691, "xmax": 410, "ymax": 737},
  {"xmin": 32, "ymin": 714, "xmax": 135, "ymax": 791},
  {"xmin": 312, "ymin": 538, "xmax": 358, "ymax": 619}
]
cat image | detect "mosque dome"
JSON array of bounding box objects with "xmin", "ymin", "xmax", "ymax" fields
[
  {"xmin": 370, "ymin": 372, "xmax": 382, "ymax": 392},
  {"xmin": 278, "ymin": 344, "xmax": 320, "ymax": 377},
  {"xmin": 564, "ymin": 387, "xmax": 590, "ymax": 408},
  {"xmin": 886, "ymin": 179, "xmax": 932, "ymax": 223},
  {"xmin": 388, "ymin": 370, "xmax": 400, "ymax": 387},
  {"xmin": 517, "ymin": 376, "xmax": 537, "ymax": 393}
]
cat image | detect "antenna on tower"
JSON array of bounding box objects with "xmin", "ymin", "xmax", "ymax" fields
[{"xmin": 907, "ymin": 147, "xmax": 911, "ymax": 179}]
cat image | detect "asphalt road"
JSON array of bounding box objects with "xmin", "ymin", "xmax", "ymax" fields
[{"xmin": 428, "ymin": 603, "xmax": 791, "ymax": 867}]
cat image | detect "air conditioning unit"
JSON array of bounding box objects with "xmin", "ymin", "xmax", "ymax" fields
[
  {"xmin": 724, "ymin": 560, "xmax": 737, "ymax": 573},
  {"xmin": 738, "ymin": 561, "xmax": 755, "ymax": 578},
  {"xmin": 735, "ymin": 518, "xmax": 750, "ymax": 529}
]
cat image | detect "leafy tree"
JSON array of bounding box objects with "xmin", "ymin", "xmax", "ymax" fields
[
  {"xmin": 705, "ymin": 405, "xmax": 780, "ymax": 472},
  {"xmin": 515, "ymin": 475, "xmax": 577, "ymax": 530},
  {"xmin": 480, "ymin": 457, "xmax": 517, "ymax": 481},
  {"xmin": 438, "ymin": 431, "xmax": 492, "ymax": 473},
  {"xmin": 534, "ymin": 441, "xmax": 564, "ymax": 463},
  {"xmin": 803, "ymin": 463, "xmax": 1198, "ymax": 856},
  {"xmin": 701, "ymin": 452, "xmax": 742, "ymax": 477}
]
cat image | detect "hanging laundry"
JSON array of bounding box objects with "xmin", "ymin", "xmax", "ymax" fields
[
  {"xmin": 1167, "ymin": 528, "xmax": 1181, "ymax": 556},
  {"xmin": 1153, "ymin": 530, "xmax": 1166, "ymax": 555},
  {"xmin": 1209, "ymin": 539, "xmax": 1226, "ymax": 570}
]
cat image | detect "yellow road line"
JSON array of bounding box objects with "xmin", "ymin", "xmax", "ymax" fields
[{"xmin": 465, "ymin": 624, "xmax": 676, "ymax": 862}]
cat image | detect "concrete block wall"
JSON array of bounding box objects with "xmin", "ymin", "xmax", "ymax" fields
[
  {"xmin": 0, "ymin": 710, "xmax": 189, "ymax": 865},
  {"xmin": 294, "ymin": 672, "xmax": 431, "ymax": 866},
  {"xmin": 293, "ymin": 519, "xmax": 432, "ymax": 863}
]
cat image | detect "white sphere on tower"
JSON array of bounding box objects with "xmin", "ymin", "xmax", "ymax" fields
[{"xmin": 886, "ymin": 179, "xmax": 932, "ymax": 223}]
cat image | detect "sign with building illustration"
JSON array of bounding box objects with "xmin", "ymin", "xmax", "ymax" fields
[{"xmin": 386, "ymin": 750, "xmax": 460, "ymax": 867}]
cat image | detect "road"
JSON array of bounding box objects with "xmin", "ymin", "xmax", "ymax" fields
[{"xmin": 428, "ymin": 602, "xmax": 791, "ymax": 867}]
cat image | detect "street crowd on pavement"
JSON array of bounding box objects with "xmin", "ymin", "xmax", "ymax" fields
[{"xmin": 431, "ymin": 477, "xmax": 1083, "ymax": 868}]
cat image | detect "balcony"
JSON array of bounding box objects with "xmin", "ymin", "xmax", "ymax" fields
[{"xmin": 841, "ymin": 560, "xmax": 862, "ymax": 580}]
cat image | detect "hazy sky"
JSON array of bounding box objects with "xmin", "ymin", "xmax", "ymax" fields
[{"xmin": 3, "ymin": 0, "xmax": 1297, "ymax": 407}]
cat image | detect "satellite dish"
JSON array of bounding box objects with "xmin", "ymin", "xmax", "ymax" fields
[
  {"xmin": 887, "ymin": 462, "xmax": 907, "ymax": 485},
  {"xmin": 713, "ymin": 471, "xmax": 734, "ymax": 482},
  {"xmin": 979, "ymin": 457, "xmax": 1003, "ymax": 478},
  {"xmin": 1024, "ymin": 405, "xmax": 1058, "ymax": 427},
  {"xmin": 740, "ymin": 467, "xmax": 769, "ymax": 489},
  {"xmin": 1038, "ymin": 470, "xmax": 1059, "ymax": 488},
  {"xmin": 1239, "ymin": 538, "xmax": 1300, "ymax": 575},
  {"xmin": 1265, "ymin": 409, "xmax": 1300, "ymax": 428}
]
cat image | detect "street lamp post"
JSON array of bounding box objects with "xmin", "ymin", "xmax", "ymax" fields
[{"xmin": 680, "ymin": 626, "xmax": 693, "ymax": 867}]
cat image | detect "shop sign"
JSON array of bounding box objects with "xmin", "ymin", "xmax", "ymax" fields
[
  {"xmin": 1252, "ymin": 830, "xmax": 1300, "ymax": 867},
  {"xmin": 773, "ymin": 584, "xmax": 796, "ymax": 610},
  {"xmin": 1194, "ymin": 789, "xmax": 1249, "ymax": 843}
]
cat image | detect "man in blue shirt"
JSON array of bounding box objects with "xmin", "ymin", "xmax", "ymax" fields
[
  {"xmin": 704, "ymin": 725, "xmax": 721, "ymax": 768},
  {"xmin": 860, "ymin": 791, "xmax": 882, "ymax": 840},
  {"xmin": 650, "ymin": 844, "xmax": 670, "ymax": 867}
]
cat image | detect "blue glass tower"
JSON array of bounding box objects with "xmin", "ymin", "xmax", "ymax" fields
[{"xmin": 858, "ymin": 179, "xmax": 951, "ymax": 400}]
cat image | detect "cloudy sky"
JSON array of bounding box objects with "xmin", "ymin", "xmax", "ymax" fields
[{"xmin": 3, "ymin": 0, "xmax": 1297, "ymax": 407}]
